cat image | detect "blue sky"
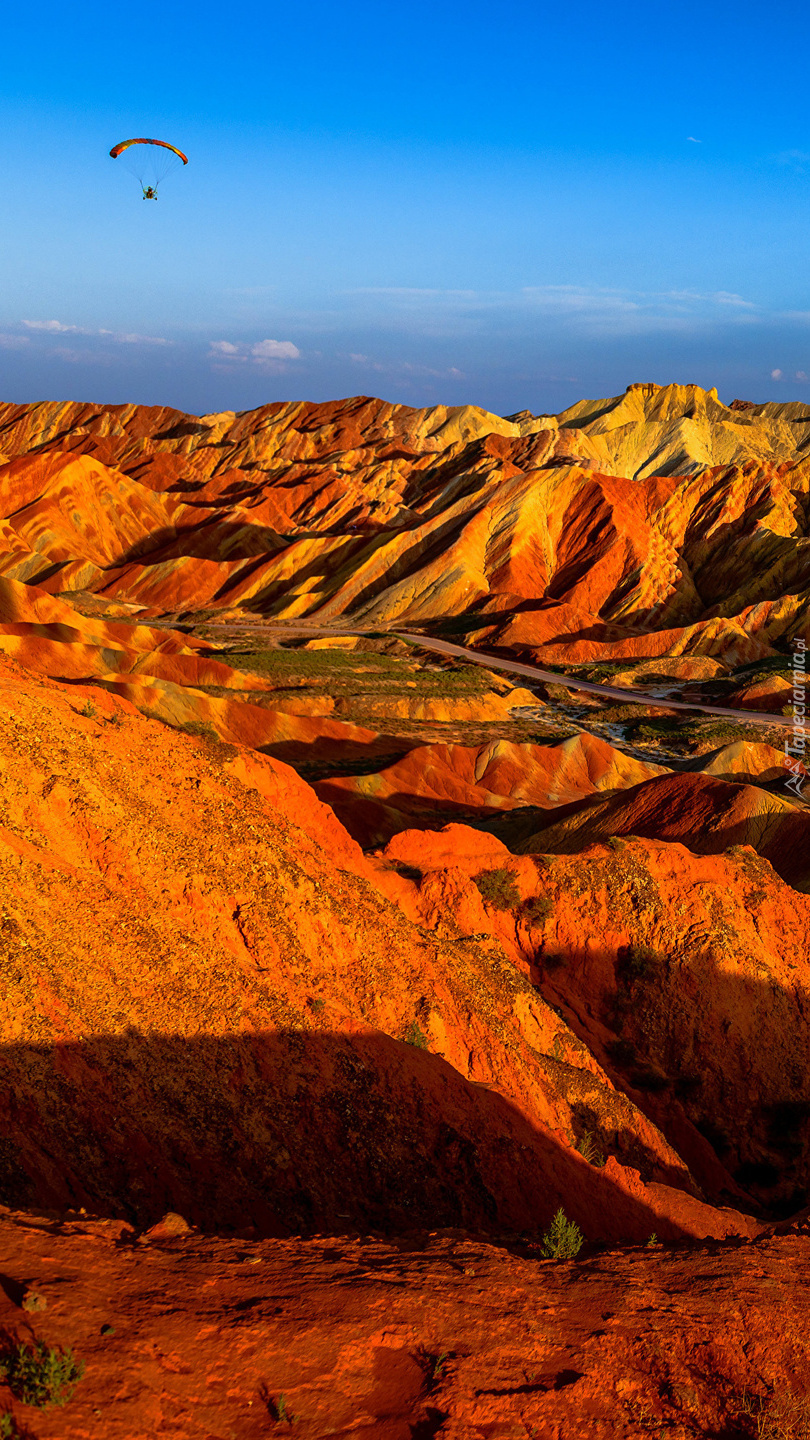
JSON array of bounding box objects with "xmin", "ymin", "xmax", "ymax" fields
[{"xmin": 3, "ymin": 0, "xmax": 810, "ymax": 416}]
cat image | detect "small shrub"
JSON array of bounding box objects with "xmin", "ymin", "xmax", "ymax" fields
[
  {"xmin": 308, "ymin": 997, "xmax": 325, "ymax": 1015},
  {"xmin": 522, "ymin": 894, "xmax": 552, "ymax": 924},
  {"xmin": 738, "ymin": 1388, "xmax": 810, "ymax": 1439},
  {"xmin": 473, "ymin": 867, "xmax": 520, "ymax": 911},
  {"xmin": 605, "ymin": 836, "xmax": 625, "ymax": 851},
  {"xmin": 268, "ymin": 1392, "xmax": 295, "ymax": 1423},
  {"xmin": 77, "ymin": 700, "xmax": 97, "ymax": 719},
  {"xmin": 0, "ymin": 1339, "xmax": 84, "ymax": 1409},
  {"xmin": 576, "ymin": 1130, "xmax": 606, "ymax": 1167},
  {"xmin": 180, "ymin": 720, "xmax": 220, "ymax": 743},
  {"xmin": 541, "ymin": 1208, "xmax": 584, "ymax": 1260},
  {"xmin": 417, "ymin": 1348, "xmax": 450, "ymax": 1390},
  {"xmin": 619, "ymin": 944, "xmax": 661, "ymax": 983},
  {"xmin": 646, "ymin": 1233, "xmax": 658, "ymax": 1248},
  {"xmin": 0, "ymin": 1415, "xmax": 17, "ymax": 1440},
  {"xmin": 404, "ymin": 1020, "xmax": 429, "ymax": 1050}
]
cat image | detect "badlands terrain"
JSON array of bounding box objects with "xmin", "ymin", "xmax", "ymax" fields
[{"xmin": 0, "ymin": 381, "xmax": 809, "ymax": 1436}]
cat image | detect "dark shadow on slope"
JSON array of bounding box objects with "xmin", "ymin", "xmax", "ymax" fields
[
  {"xmin": 312, "ymin": 781, "xmax": 511, "ymax": 846},
  {"xmin": 108, "ymin": 523, "xmax": 288, "ymax": 567},
  {"xmin": 0, "ymin": 1029, "xmax": 706, "ymax": 1247},
  {"xmin": 268, "ymin": 738, "xmax": 415, "ymax": 778},
  {"xmin": 523, "ymin": 914, "xmax": 810, "ymax": 1218}
]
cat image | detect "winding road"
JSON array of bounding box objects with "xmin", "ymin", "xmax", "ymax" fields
[
  {"xmin": 395, "ymin": 632, "xmax": 794, "ymax": 730},
  {"xmin": 204, "ymin": 615, "xmax": 795, "ymax": 731}
]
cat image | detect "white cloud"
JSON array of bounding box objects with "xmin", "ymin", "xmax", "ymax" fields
[
  {"xmin": 344, "ymin": 283, "xmax": 764, "ymax": 339},
  {"xmin": 712, "ymin": 292, "xmax": 756, "ymax": 308},
  {"xmin": 771, "ymin": 369, "xmax": 783, "ymax": 380},
  {"xmin": 250, "ymin": 339, "xmax": 300, "ymax": 361},
  {"xmin": 521, "ymin": 285, "xmax": 641, "ymax": 315},
  {"xmin": 21, "ymin": 320, "xmax": 169, "ymax": 346},
  {"xmin": 340, "ymin": 351, "xmax": 465, "ymax": 381},
  {"xmin": 208, "ymin": 338, "xmax": 301, "ymax": 369},
  {"xmin": 796, "ymin": 371, "xmax": 809, "ymax": 381},
  {"xmin": 22, "ymin": 319, "xmax": 77, "ymax": 333},
  {"xmin": 687, "ymin": 136, "xmax": 701, "ymax": 144},
  {"xmin": 115, "ymin": 333, "xmax": 170, "ymax": 346},
  {"xmin": 53, "ymin": 346, "xmax": 108, "ymax": 365}
]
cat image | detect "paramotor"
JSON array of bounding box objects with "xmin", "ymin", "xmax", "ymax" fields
[{"xmin": 109, "ymin": 138, "xmax": 188, "ymax": 199}]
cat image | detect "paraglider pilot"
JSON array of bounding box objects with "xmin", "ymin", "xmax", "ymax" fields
[{"xmin": 110, "ymin": 138, "xmax": 188, "ymax": 199}]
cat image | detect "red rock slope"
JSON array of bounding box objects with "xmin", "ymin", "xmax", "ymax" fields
[
  {"xmin": 1, "ymin": 653, "xmax": 758, "ymax": 1247},
  {"xmin": 381, "ymin": 824, "xmax": 810, "ymax": 1210},
  {"xmin": 0, "ymin": 386, "xmax": 808, "ymax": 666}
]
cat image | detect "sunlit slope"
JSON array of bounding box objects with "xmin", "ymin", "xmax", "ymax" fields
[
  {"xmin": 0, "ymin": 385, "xmax": 808, "ymax": 661},
  {"xmin": 0, "ymin": 653, "xmax": 757, "ymax": 1245}
]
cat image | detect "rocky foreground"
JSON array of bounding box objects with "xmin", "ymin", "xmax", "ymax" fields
[
  {"xmin": 1, "ymin": 1205, "xmax": 810, "ymax": 1439},
  {"xmin": 0, "ymin": 383, "xmax": 809, "ymax": 1434}
]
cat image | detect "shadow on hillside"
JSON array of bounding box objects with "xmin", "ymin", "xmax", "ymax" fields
[
  {"xmin": 0, "ymin": 1028, "xmax": 703, "ymax": 1246},
  {"xmin": 524, "ymin": 922, "xmax": 810, "ymax": 1220},
  {"xmin": 108, "ymin": 523, "xmax": 288, "ymax": 567},
  {"xmin": 263, "ymin": 735, "xmax": 414, "ymax": 771},
  {"xmin": 312, "ymin": 781, "xmax": 510, "ymax": 846}
]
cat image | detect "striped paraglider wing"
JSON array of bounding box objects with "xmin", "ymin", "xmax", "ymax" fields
[{"xmin": 109, "ymin": 139, "xmax": 188, "ymax": 196}]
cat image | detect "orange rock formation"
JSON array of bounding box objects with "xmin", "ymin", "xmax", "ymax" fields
[
  {"xmin": 1, "ymin": 382, "xmax": 810, "ymax": 1433},
  {"xmin": 0, "ymin": 656, "xmax": 766, "ymax": 1245},
  {"xmin": 0, "ymin": 385, "xmax": 808, "ymax": 666}
]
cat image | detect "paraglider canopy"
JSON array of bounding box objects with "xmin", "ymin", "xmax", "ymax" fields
[{"xmin": 109, "ymin": 138, "xmax": 188, "ymax": 199}]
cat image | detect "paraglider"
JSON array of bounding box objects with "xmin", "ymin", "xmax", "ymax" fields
[{"xmin": 109, "ymin": 138, "xmax": 188, "ymax": 199}]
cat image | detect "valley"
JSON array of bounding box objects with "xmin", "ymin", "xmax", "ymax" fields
[{"xmin": 0, "ymin": 381, "xmax": 808, "ymax": 1436}]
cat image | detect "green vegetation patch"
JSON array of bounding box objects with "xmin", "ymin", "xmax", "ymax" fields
[
  {"xmin": 576, "ymin": 1130, "xmax": 606, "ymax": 1167},
  {"xmin": 473, "ymin": 867, "xmax": 521, "ymax": 910},
  {"xmin": 626, "ymin": 716, "xmax": 687, "ymax": 740},
  {"xmin": 618, "ymin": 944, "xmax": 662, "ymax": 984},
  {"xmin": 625, "ymin": 713, "xmax": 762, "ymax": 750},
  {"xmin": 429, "ymin": 612, "xmax": 498, "ymax": 638},
  {"xmin": 540, "ymin": 1208, "xmax": 584, "ymax": 1260},
  {"xmin": 0, "ymin": 1339, "xmax": 84, "ymax": 1409},
  {"xmin": 569, "ymin": 661, "xmax": 641, "ymax": 681},
  {"xmin": 213, "ymin": 646, "xmax": 403, "ymax": 680},
  {"xmin": 732, "ymin": 653, "xmax": 796, "ymax": 679},
  {"xmin": 521, "ymin": 894, "xmax": 553, "ymax": 924},
  {"xmin": 214, "ymin": 646, "xmax": 493, "ymax": 699},
  {"xmin": 404, "ymin": 1020, "xmax": 429, "ymax": 1050}
]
